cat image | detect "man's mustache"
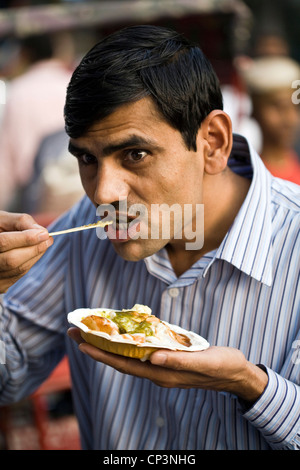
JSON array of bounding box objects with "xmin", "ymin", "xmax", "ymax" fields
[{"xmin": 96, "ymin": 201, "xmax": 148, "ymax": 222}]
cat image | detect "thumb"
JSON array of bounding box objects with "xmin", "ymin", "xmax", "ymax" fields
[
  {"xmin": 150, "ymin": 349, "xmax": 210, "ymax": 371},
  {"xmin": 150, "ymin": 349, "xmax": 196, "ymax": 369}
]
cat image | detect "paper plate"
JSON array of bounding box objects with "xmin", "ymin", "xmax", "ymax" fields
[{"xmin": 68, "ymin": 306, "xmax": 209, "ymax": 361}]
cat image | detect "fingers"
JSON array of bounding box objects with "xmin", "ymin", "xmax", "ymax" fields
[
  {"xmin": 67, "ymin": 326, "xmax": 210, "ymax": 388},
  {"xmin": 0, "ymin": 228, "xmax": 50, "ymax": 253},
  {"xmin": 0, "ymin": 238, "xmax": 53, "ymax": 293},
  {"xmin": 68, "ymin": 329, "xmax": 156, "ymax": 376},
  {"xmin": 0, "ymin": 211, "xmax": 42, "ymax": 232},
  {"xmin": 67, "ymin": 327, "xmax": 253, "ymax": 395},
  {"xmin": 0, "ymin": 239, "xmax": 52, "ymax": 275},
  {"xmin": 150, "ymin": 349, "xmax": 208, "ymax": 370},
  {"xmin": 67, "ymin": 327, "xmax": 84, "ymax": 344},
  {"xmin": 78, "ymin": 342, "xmax": 164, "ymax": 382},
  {"xmin": 0, "ymin": 236, "xmax": 53, "ymax": 272},
  {"xmin": 67, "ymin": 329, "xmax": 188, "ymax": 387},
  {"xmin": 0, "ymin": 212, "xmax": 53, "ymax": 293}
]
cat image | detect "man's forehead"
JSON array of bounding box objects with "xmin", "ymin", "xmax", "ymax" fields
[{"xmin": 68, "ymin": 98, "xmax": 178, "ymax": 155}]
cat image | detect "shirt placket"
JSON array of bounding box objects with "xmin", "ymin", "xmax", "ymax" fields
[{"xmin": 159, "ymin": 284, "xmax": 183, "ymax": 329}]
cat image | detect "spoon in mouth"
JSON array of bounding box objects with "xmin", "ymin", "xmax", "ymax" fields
[{"xmin": 49, "ymin": 220, "xmax": 113, "ymax": 236}]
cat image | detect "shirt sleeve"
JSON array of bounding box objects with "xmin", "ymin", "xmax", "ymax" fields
[
  {"xmin": 242, "ymin": 363, "xmax": 300, "ymax": 450},
  {"xmin": 0, "ymin": 203, "xmax": 81, "ymax": 405}
]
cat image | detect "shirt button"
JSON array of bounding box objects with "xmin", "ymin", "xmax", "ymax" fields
[
  {"xmin": 156, "ymin": 416, "xmax": 165, "ymax": 427},
  {"xmin": 168, "ymin": 287, "xmax": 179, "ymax": 298}
]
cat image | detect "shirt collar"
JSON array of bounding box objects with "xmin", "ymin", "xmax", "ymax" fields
[{"xmin": 209, "ymin": 134, "xmax": 274, "ymax": 286}]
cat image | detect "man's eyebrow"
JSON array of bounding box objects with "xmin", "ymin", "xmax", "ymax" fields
[
  {"xmin": 68, "ymin": 142, "xmax": 91, "ymax": 156},
  {"xmin": 102, "ymin": 135, "xmax": 161, "ymax": 157},
  {"xmin": 68, "ymin": 135, "xmax": 162, "ymax": 158}
]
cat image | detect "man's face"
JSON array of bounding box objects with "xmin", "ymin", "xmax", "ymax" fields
[
  {"xmin": 68, "ymin": 97, "xmax": 205, "ymax": 261},
  {"xmin": 253, "ymin": 88, "xmax": 300, "ymax": 148}
]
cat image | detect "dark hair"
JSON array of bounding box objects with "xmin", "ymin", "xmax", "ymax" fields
[{"xmin": 64, "ymin": 25, "xmax": 223, "ymax": 151}]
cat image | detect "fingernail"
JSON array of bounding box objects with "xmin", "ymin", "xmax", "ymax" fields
[
  {"xmin": 150, "ymin": 352, "xmax": 167, "ymax": 365},
  {"xmin": 45, "ymin": 238, "xmax": 53, "ymax": 247},
  {"xmin": 33, "ymin": 223, "xmax": 46, "ymax": 230},
  {"xmin": 78, "ymin": 343, "xmax": 88, "ymax": 354}
]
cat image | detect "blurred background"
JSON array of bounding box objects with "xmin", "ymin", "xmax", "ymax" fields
[{"xmin": 0, "ymin": 0, "xmax": 299, "ymax": 450}]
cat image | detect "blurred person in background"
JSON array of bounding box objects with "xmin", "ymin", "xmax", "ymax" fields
[
  {"xmin": 20, "ymin": 128, "xmax": 84, "ymax": 225},
  {"xmin": 240, "ymin": 56, "xmax": 300, "ymax": 184},
  {"xmin": 252, "ymin": 31, "xmax": 290, "ymax": 58},
  {"xmin": 223, "ymin": 20, "xmax": 297, "ymax": 157},
  {"xmin": 0, "ymin": 32, "xmax": 74, "ymax": 211}
]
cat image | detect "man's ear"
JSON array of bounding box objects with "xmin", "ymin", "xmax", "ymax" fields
[{"xmin": 197, "ymin": 110, "xmax": 233, "ymax": 175}]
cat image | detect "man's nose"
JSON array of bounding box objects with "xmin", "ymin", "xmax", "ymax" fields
[{"xmin": 94, "ymin": 161, "xmax": 128, "ymax": 206}]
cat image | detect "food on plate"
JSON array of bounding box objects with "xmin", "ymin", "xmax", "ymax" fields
[{"xmin": 68, "ymin": 304, "xmax": 209, "ymax": 361}]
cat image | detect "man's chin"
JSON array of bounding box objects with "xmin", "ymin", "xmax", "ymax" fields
[{"xmin": 109, "ymin": 237, "xmax": 165, "ymax": 262}]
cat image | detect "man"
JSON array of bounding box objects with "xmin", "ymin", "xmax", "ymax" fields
[
  {"xmin": 240, "ymin": 56, "xmax": 300, "ymax": 184},
  {"xmin": 0, "ymin": 25, "xmax": 299, "ymax": 450},
  {"xmin": 0, "ymin": 33, "xmax": 73, "ymax": 211}
]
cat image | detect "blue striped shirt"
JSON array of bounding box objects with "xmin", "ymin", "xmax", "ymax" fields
[{"xmin": 1, "ymin": 134, "xmax": 299, "ymax": 450}]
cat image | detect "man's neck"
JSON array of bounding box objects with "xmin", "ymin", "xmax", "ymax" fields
[{"xmin": 167, "ymin": 169, "xmax": 251, "ymax": 277}]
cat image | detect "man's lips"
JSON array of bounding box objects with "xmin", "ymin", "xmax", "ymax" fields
[
  {"xmin": 104, "ymin": 212, "xmax": 137, "ymax": 227},
  {"xmin": 104, "ymin": 213, "xmax": 141, "ymax": 241}
]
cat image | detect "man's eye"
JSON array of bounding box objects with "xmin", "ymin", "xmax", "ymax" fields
[
  {"xmin": 78, "ymin": 153, "xmax": 97, "ymax": 165},
  {"xmin": 125, "ymin": 149, "xmax": 148, "ymax": 162}
]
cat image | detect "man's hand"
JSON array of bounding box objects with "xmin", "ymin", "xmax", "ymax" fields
[
  {"xmin": 0, "ymin": 211, "xmax": 53, "ymax": 293},
  {"xmin": 68, "ymin": 327, "xmax": 268, "ymax": 403}
]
